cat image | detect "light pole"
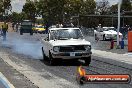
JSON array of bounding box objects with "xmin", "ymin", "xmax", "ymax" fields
[
  {"xmin": 122, "ymin": 10, "xmax": 125, "ymax": 28},
  {"xmin": 77, "ymin": 14, "xmax": 80, "ymax": 27},
  {"xmin": 117, "ymin": 0, "xmax": 122, "ymax": 49},
  {"xmin": 112, "ymin": 15, "xmax": 114, "ymax": 27}
]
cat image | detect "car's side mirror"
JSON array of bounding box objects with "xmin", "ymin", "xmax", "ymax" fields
[{"xmin": 44, "ymin": 37, "xmax": 49, "ymax": 41}]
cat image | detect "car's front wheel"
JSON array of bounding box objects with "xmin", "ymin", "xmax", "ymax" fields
[
  {"xmin": 84, "ymin": 56, "xmax": 91, "ymax": 66},
  {"xmin": 49, "ymin": 51, "xmax": 56, "ymax": 66},
  {"xmin": 42, "ymin": 47, "xmax": 48, "ymax": 61},
  {"xmin": 95, "ymin": 34, "xmax": 97, "ymax": 40},
  {"xmin": 103, "ymin": 35, "xmax": 106, "ymax": 41}
]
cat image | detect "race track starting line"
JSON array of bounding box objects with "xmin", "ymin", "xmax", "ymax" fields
[{"xmin": 0, "ymin": 72, "xmax": 15, "ymax": 88}]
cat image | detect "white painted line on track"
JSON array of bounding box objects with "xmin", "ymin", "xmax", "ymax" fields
[{"xmin": 0, "ymin": 72, "xmax": 15, "ymax": 88}]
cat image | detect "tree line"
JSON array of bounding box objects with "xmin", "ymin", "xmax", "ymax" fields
[
  {"xmin": 0, "ymin": 0, "xmax": 11, "ymax": 21},
  {"xmin": 10, "ymin": 0, "xmax": 132, "ymax": 27}
]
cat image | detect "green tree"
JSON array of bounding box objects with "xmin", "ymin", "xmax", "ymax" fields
[
  {"xmin": 110, "ymin": 0, "xmax": 132, "ymax": 14},
  {"xmin": 11, "ymin": 12, "xmax": 20, "ymax": 22},
  {"xmin": 0, "ymin": 0, "xmax": 11, "ymax": 21},
  {"xmin": 3, "ymin": 0, "xmax": 12, "ymax": 15},
  {"xmin": 121, "ymin": 0, "xmax": 132, "ymax": 26},
  {"xmin": 37, "ymin": 0, "xmax": 96, "ymax": 24},
  {"xmin": 11, "ymin": 12, "xmax": 28, "ymax": 23},
  {"xmin": 19, "ymin": 12, "xmax": 28, "ymax": 21},
  {"xmin": 37, "ymin": 0, "xmax": 67, "ymax": 24},
  {"xmin": 96, "ymin": 0, "xmax": 110, "ymax": 15},
  {"xmin": 109, "ymin": 4, "xmax": 118, "ymax": 14},
  {"xmin": 96, "ymin": 0, "xmax": 110, "ymax": 26},
  {"xmin": 0, "ymin": 0, "xmax": 4, "ymax": 15},
  {"xmin": 121, "ymin": 0, "xmax": 132, "ymax": 11},
  {"xmin": 82, "ymin": 0, "xmax": 96, "ymax": 15},
  {"xmin": 22, "ymin": 0, "xmax": 37, "ymax": 22},
  {"xmin": 78, "ymin": 0, "xmax": 96, "ymax": 27}
]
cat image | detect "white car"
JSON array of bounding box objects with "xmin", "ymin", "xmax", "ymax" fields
[
  {"xmin": 94, "ymin": 27, "xmax": 123, "ymax": 40},
  {"xmin": 41, "ymin": 28, "xmax": 92, "ymax": 65}
]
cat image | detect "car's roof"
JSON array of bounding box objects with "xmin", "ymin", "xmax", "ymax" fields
[
  {"xmin": 49, "ymin": 28, "xmax": 80, "ymax": 31},
  {"xmin": 36, "ymin": 25, "xmax": 43, "ymax": 26},
  {"xmin": 22, "ymin": 20, "xmax": 32, "ymax": 22},
  {"xmin": 103, "ymin": 27, "xmax": 115, "ymax": 28}
]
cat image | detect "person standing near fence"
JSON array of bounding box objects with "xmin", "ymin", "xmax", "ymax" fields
[
  {"xmin": 16, "ymin": 23, "xmax": 19, "ymax": 32},
  {"xmin": 2, "ymin": 21, "xmax": 8, "ymax": 41}
]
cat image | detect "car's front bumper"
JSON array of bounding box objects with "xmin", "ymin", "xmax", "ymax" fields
[
  {"xmin": 51, "ymin": 52, "xmax": 92, "ymax": 59},
  {"xmin": 38, "ymin": 30, "xmax": 46, "ymax": 33}
]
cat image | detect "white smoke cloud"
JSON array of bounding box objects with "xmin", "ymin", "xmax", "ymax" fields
[{"xmin": 1, "ymin": 34, "xmax": 43, "ymax": 59}]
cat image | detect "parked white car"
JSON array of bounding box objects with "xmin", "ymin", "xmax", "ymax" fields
[
  {"xmin": 94, "ymin": 27, "xmax": 123, "ymax": 40},
  {"xmin": 41, "ymin": 28, "xmax": 92, "ymax": 65}
]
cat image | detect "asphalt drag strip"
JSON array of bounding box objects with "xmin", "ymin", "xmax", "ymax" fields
[
  {"xmin": 0, "ymin": 32, "xmax": 132, "ymax": 88},
  {"xmin": 0, "ymin": 57, "xmax": 38, "ymax": 88}
]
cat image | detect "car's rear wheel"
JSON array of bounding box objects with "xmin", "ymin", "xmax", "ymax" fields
[
  {"xmin": 103, "ymin": 35, "xmax": 106, "ymax": 41},
  {"xmin": 30, "ymin": 31, "xmax": 33, "ymax": 35},
  {"xmin": 84, "ymin": 56, "xmax": 91, "ymax": 66},
  {"xmin": 35, "ymin": 31, "xmax": 38, "ymax": 34},
  {"xmin": 95, "ymin": 34, "xmax": 97, "ymax": 40},
  {"xmin": 20, "ymin": 30, "xmax": 23, "ymax": 35}
]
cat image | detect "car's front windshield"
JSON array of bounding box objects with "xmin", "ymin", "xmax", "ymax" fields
[
  {"xmin": 22, "ymin": 22, "xmax": 32, "ymax": 25},
  {"xmin": 104, "ymin": 28, "xmax": 117, "ymax": 31},
  {"xmin": 50, "ymin": 29, "xmax": 84, "ymax": 40},
  {"xmin": 38, "ymin": 26, "xmax": 44, "ymax": 28}
]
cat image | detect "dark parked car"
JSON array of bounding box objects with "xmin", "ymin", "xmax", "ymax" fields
[{"xmin": 20, "ymin": 20, "xmax": 33, "ymax": 35}]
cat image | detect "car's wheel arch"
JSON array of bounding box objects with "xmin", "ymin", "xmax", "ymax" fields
[{"xmin": 42, "ymin": 47, "xmax": 49, "ymax": 57}]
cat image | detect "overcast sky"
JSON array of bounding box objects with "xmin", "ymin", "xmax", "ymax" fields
[
  {"xmin": 96, "ymin": 0, "xmax": 119, "ymax": 5},
  {"xmin": 11, "ymin": 0, "xmax": 119, "ymax": 13},
  {"xmin": 11, "ymin": 0, "xmax": 26, "ymax": 13}
]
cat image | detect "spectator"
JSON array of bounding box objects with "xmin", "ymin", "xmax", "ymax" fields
[
  {"xmin": 12, "ymin": 22, "xmax": 15, "ymax": 30},
  {"xmin": 2, "ymin": 21, "xmax": 8, "ymax": 41},
  {"xmin": 128, "ymin": 27, "xmax": 132, "ymax": 31},
  {"xmin": 16, "ymin": 23, "xmax": 19, "ymax": 32},
  {"xmin": 45, "ymin": 21, "xmax": 50, "ymax": 34}
]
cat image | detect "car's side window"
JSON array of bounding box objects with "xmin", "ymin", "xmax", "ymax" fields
[
  {"xmin": 50, "ymin": 32, "xmax": 53, "ymax": 40},
  {"xmin": 99, "ymin": 28, "xmax": 103, "ymax": 32},
  {"xmin": 50, "ymin": 31, "xmax": 56, "ymax": 40},
  {"xmin": 99, "ymin": 30, "xmax": 103, "ymax": 32}
]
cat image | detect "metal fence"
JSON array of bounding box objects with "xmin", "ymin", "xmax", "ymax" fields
[{"xmin": 80, "ymin": 27, "xmax": 94, "ymax": 36}]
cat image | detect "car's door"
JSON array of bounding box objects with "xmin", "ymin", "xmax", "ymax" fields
[
  {"xmin": 99, "ymin": 30, "xmax": 105, "ymax": 40},
  {"xmin": 98, "ymin": 29, "xmax": 103, "ymax": 39},
  {"xmin": 94, "ymin": 28, "xmax": 100, "ymax": 38}
]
